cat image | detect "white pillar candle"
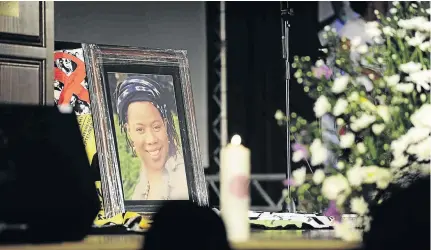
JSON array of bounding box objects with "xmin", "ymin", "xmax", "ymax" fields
[{"xmin": 220, "ymin": 135, "xmax": 251, "ymax": 242}]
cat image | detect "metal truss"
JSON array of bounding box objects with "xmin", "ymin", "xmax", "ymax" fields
[
  {"xmin": 211, "ymin": 2, "xmax": 222, "ymax": 169},
  {"xmin": 208, "ymin": 2, "xmax": 286, "ymax": 211},
  {"xmin": 206, "ymin": 174, "xmax": 287, "ymax": 212}
]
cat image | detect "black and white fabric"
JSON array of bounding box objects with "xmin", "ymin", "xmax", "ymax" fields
[{"xmin": 115, "ymin": 76, "xmax": 168, "ymax": 128}]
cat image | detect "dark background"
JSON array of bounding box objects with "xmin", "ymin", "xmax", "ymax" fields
[{"xmin": 206, "ymin": 2, "xmax": 321, "ymax": 206}]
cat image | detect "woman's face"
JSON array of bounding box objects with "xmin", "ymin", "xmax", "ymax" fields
[{"xmin": 126, "ymin": 101, "xmax": 169, "ymax": 172}]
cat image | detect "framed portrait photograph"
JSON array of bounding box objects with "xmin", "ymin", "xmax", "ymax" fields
[{"xmin": 82, "ymin": 44, "xmax": 208, "ymax": 217}]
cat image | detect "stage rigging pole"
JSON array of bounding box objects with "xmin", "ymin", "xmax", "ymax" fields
[
  {"xmin": 220, "ymin": 1, "xmax": 228, "ymax": 147},
  {"xmin": 281, "ymin": 1, "xmax": 296, "ymax": 213}
]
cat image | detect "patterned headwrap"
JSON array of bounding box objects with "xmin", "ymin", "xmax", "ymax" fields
[{"xmin": 115, "ymin": 75, "xmax": 168, "ymax": 127}]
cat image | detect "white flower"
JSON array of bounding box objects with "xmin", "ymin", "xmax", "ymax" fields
[
  {"xmin": 407, "ymin": 137, "xmax": 431, "ymax": 162},
  {"xmin": 389, "ymin": 8, "xmax": 397, "ymax": 14},
  {"xmin": 399, "ymin": 62, "xmax": 422, "ymax": 74},
  {"xmin": 391, "ymin": 139, "xmax": 408, "ymax": 159},
  {"xmin": 354, "ymin": 158, "xmax": 363, "ymax": 168},
  {"xmin": 406, "ymin": 127, "xmax": 431, "ymax": 143},
  {"xmin": 333, "ymin": 98, "xmax": 348, "ymax": 116},
  {"xmin": 340, "ymin": 132, "xmax": 355, "ymax": 148},
  {"xmin": 334, "ymin": 219, "xmax": 362, "ymax": 242},
  {"xmin": 274, "ymin": 110, "xmax": 285, "ymax": 121},
  {"xmin": 362, "ymin": 166, "xmax": 392, "ymax": 189},
  {"xmin": 410, "ymin": 104, "xmax": 431, "ymax": 128},
  {"xmin": 312, "ymin": 169, "xmax": 325, "ymax": 185},
  {"xmin": 357, "ymin": 142, "xmax": 367, "ymax": 154},
  {"xmin": 336, "ymin": 193, "xmax": 348, "ymax": 206},
  {"xmin": 407, "ymin": 32, "xmax": 427, "ymax": 47},
  {"xmin": 292, "ymin": 150, "xmax": 306, "ymax": 162},
  {"xmin": 377, "ymin": 105, "xmax": 391, "ymax": 123},
  {"xmin": 332, "ymin": 75, "xmax": 350, "ymax": 94},
  {"xmin": 337, "ymin": 161, "xmax": 345, "ymax": 170},
  {"xmin": 347, "ymin": 165, "xmax": 363, "ymax": 187},
  {"xmin": 351, "ymin": 36, "xmax": 362, "ymax": 47},
  {"xmin": 314, "ymin": 96, "xmax": 331, "ymax": 118},
  {"xmin": 365, "ymin": 21, "xmax": 382, "ymax": 37},
  {"xmin": 396, "ymin": 29, "xmax": 407, "ymax": 37},
  {"xmin": 383, "ymin": 26, "xmax": 395, "ymax": 36},
  {"xmin": 359, "ymin": 98, "xmax": 376, "ymax": 112},
  {"xmin": 350, "ymin": 114, "xmax": 376, "ymax": 132},
  {"xmin": 420, "ymin": 164, "xmax": 431, "ymax": 175},
  {"xmin": 362, "ymin": 166, "xmax": 380, "ymax": 184},
  {"xmin": 390, "ymin": 154, "xmax": 409, "ymax": 169},
  {"xmin": 356, "ymin": 44, "xmax": 368, "ymax": 54},
  {"xmin": 356, "ymin": 76, "xmax": 374, "ymax": 92},
  {"xmin": 395, "ymin": 83, "xmax": 414, "ymax": 93},
  {"xmin": 321, "ymin": 174, "xmax": 350, "ymax": 200},
  {"xmin": 309, "ymin": 139, "xmax": 328, "ymax": 166},
  {"xmin": 315, "ymin": 59, "xmax": 325, "ymax": 67},
  {"xmin": 372, "ymin": 124, "xmax": 386, "ymax": 135},
  {"xmin": 350, "ymin": 196, "xmax": 369, "ymax": 215},
  {"xmin": 336, "ymin": 118, "xmax": 345, "ymax": 126},
  {"xmin": 348, "ymin": 91, "xmax": 360, "ymax": 102},
  {"xmin": 376, "ymin": 172, "xmax": 392, "ymax": 189},
  {"xmin": 398, "ymin": 16, "xmax": 430, "ymax": 32},
  {"xmin": 384, "ymin": 74, "xmax": 400, "ymax": 86},
  {"xmin": 363, "ymin": 216, "xmax": 372, "ymax": 232},
  {"xmin": 407, "ymin": 70, "xmax": 431, "ymax": 92},
  {"xmin": 391, "ymin": 127, "xmax": 431, "ymax": 159},
  {"xmin": 419, "ymin": 41, "xmax": 431, "ymax": 51},
  {"xmin": 292, "ymin": 167, "xmax": 306, "ymax": 186}
]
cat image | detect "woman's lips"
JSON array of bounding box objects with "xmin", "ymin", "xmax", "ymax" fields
[{"xmin": 147, "ymin": 149, "xmax": 161, "ymax": 158}]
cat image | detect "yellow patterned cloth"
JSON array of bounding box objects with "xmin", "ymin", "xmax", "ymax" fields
[
  {"xmin": 76, "ymin": 114, "xmax": 97, "ymax": 164},
  {"xmin": 93, "ymin": 181, "xmax": 151, "ymax": 232}
]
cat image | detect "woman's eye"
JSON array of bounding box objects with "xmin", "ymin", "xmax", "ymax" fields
[
  {"xmin": 136, "ymin": 127, "xmax": 144, "ymax": 133},
  {"xmin": 153, "ymin": 125, "xmax": 161, "ymax": 132}
]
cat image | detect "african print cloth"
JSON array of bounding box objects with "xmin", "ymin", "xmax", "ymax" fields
[
  {"xmin": 93, "ymin": 181, "xmax": 151, "ymax": 232},
  {"xmin": 248, "ymin": 211, "xmax": 357, "ymax": 229}
]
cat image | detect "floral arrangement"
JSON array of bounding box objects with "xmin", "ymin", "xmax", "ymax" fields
[{"xmin": 275, "ymin": 1, "xmax": 430, "ymax": 241}]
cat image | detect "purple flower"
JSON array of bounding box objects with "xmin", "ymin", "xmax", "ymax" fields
[
  {"xmin": 292, "ymin": 143, "xmax": 309, "ymax": 159},
  {"xmin": 283, "ymin": 178, "xmax": 296, "ymax": 187},
  {"xmin": 324, "ymin": 200, "xmax": 341, "ymax": 222},
  {"xmin": 312, "ymin": 65, "xmax": 332, "ymax": 80}
]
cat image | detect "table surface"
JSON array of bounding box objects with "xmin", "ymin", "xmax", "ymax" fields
[{"xmin": 0, "ymin": 230, "xmax": 361, "ymax": 250}]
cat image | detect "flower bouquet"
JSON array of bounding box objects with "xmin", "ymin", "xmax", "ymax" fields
[{"xmin": 275, "ymin": 1, "xmax": 430, "ymax": 241}]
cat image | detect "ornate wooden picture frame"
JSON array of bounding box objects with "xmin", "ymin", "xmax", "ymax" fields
[{"xmin": 82, "ymin": 44, "xmax": 208, "ymax": 217}]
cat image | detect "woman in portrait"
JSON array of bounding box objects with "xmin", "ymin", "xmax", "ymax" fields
[{"xmin": 115, "ymin": 75, "xmax": 189, "ymax": 201}]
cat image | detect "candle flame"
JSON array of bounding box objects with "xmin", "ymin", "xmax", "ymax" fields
[{"xmin": 231, "ymin": 134, "xmax": 242, "ymax": 145}]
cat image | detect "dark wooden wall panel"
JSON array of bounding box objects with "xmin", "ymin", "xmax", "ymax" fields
[
  {"xmin": 0, "ymin": 1, "xmax": 54, "ymax": 105},
  {"xmin": 0, "ymin": 60, "xmax": 41, "ymax": 104},
  {"xmin": 0, "ymin": 2, "xmax": 40, "ymax": 37}
]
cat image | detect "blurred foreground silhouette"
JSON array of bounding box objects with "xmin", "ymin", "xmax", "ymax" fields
[{"xmin": 143, "ymin": 200, "xmax": 231, "ymax": 250}]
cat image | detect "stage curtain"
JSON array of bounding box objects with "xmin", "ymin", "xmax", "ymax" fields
[
  {"xmin": 206, "ymin": 2, "xmax": 321, "ymax": 206},
  {"xmin": 225, "ymin": 1, "xmax": 320, "ymax": 171}
]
